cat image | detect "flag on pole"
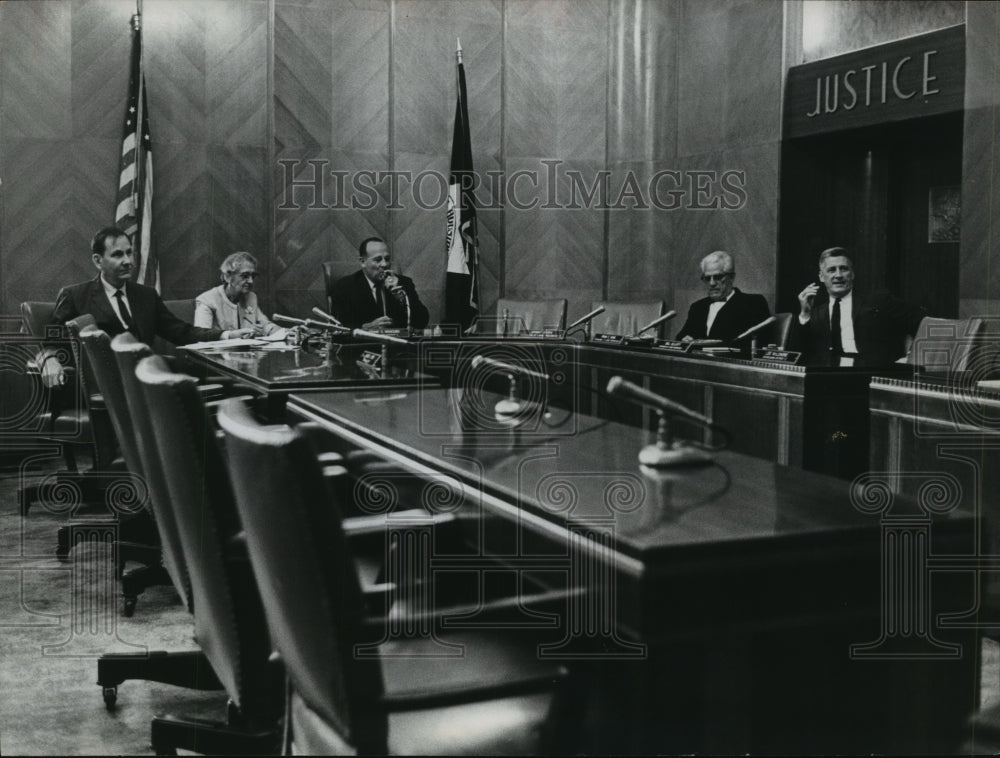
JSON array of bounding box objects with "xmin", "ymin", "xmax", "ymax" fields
[
  {"xmin": 444, "ymin": 39, "xmax": 479, "ymax": 329},
  {"xmin": 115, "ymin": 13, "xmax": 157, "ymax": 291}
]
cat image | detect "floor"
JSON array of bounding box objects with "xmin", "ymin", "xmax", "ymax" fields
[
  {"xmin": 1, "ymin": 452, "xmax": 999, "ymax": 755},
  {"xmin": 0, "ymin": 454, "xmax": 224, "ymax": 756}
]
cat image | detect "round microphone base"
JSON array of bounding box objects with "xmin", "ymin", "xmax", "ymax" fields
[
  {"xmin": 494, "ymin": 398, "xmax": 525, "ymax": 419},
  {"xmin": 638, "ymin": 442, "xmax": 713, "ymax": 468}
]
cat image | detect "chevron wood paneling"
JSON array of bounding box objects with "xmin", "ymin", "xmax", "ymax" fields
[
  {"xmin": 275, "ymin": 2, "xmax": 333, "ymax": 149},
  {"xmin": 393, "ymin": 12, "xmax": 501, "ymax": 156},
  {"xmin": 2, "ymin": 140, "xmax": 85, "ymax": 306},
  {"xmin": 505, "ymin": 19, "xmax": 607, "ymax": 161},
  {"xmin": 205, "ymin": 1, "xmax": 268, "ymax": 147},
  {"xmin": 330, "ymin": 3, "xmax": 389, "ymax": 153},
  {"xmin": 71, "ymin": 0, "xmax": 133, "ymax": 140},
  {"xmin": 144, "ymin": 0, "xmax": 207, "ymax": 146},
  {"xmin": 0, "ymin": 1, "xmax": 72, "ymax": 141}
]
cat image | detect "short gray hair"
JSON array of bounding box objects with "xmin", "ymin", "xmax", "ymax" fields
[
  {"xmin": 700, "ymin": 250, "xmax": 734, "ymax": 274},
  {"xmin": 220, "ymin": 251, "xmax": 257, "ymax": 277}
]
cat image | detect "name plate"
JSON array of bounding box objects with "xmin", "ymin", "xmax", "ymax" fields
[
  {"xmin": 754, "ymin": 348, "xmax": 801, "ymax": 364},
  {"xmin": 373, "ymin": 328, "xmax": 408, "ymax": 338},
  {"xmin": 654, "ymin": 340, "xmax": 694, "ymax": 354},
  {"xmin": 591, "ymin": 333, "xmax": 626, "ymax": 345},
  {"xmin": 359, "ymin": 350, "xmax": 383, "ymax": 369},
  {"xmin": 500, "ymin": 329, "xmax": 563, "ymax": 340}
]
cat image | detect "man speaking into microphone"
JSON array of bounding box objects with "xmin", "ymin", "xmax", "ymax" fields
[{"xmin": 328, "ymin": 237, "xmax": 430, "ymax": 330}]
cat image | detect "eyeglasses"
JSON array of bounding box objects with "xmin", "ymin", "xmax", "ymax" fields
[
  {"xmin": 232, "ymin": 271, "xmax": 257, "ymax": 280},
  {"xmin": 700, "ymin": 272, "xmax": 733, "ymax": 283}
]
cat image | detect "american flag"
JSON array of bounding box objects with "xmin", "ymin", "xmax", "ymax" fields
[{"xmin": 115, "ymin": 14, "xmax": 157, "ymax": 291}]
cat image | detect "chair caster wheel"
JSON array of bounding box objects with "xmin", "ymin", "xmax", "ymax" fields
[
  {"xmin": 122, "ymin": 597, "xmax": 137, "ymax": 617},
  {"xmin": 103, "ymin": 686, "xmax": 117, "ymax": 710}
]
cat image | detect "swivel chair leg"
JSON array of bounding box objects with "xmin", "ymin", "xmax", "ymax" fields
[{"xmin": 97, "ymin": 650, "xmax": 224, "ymax": 711}]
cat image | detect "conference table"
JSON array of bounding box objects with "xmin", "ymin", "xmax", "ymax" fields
[
  {"xmin": 178, "ymin": 339, "xmax": 435, "ymax": 415},
  {"xmin": 287, "ymin": 384, "xmax": 979, "ymax": 755}
]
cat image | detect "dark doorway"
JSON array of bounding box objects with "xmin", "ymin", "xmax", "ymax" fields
[{"xmin": 778, "ymin": 111, "xmax": 962, "ymax": 317}]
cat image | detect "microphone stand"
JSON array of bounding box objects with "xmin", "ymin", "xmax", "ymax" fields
[{"xmin": 640, "ymin": 411, "xmax": 714, "ymax": 467}]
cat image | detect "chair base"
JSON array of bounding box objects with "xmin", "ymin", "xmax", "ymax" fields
[
  {"xmin": 20, "ymin": 469, "xmax": 113, "ymax": 516},
  {"xmin": 121, "ymin": 561, "xmax": 172, "ymax": 617},
  {"xmin": 98, "ymin": 650, "xmax": 224, "ymax": 711},
  {"xmin": 150, "ymin": 712, "xmax": 280, "ymax": 756}
]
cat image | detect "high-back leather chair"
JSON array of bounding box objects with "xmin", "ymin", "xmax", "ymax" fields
[
  {"xmin": 97, "ymin": 355, "xmax": 280, "ymax": 753},
  {"xmin": 589, "ymin": 300, "xmax": 666, "ymax": 338},
  {"xmin": 495, "ymin": 297, "xmax": 567, "ymax": 334},
  {"xmin": 218, "ymin": 397, "xmax": 582, "ymax": 755},
  {"xmin": 322, "ymin": 260, "xmax": 361, "ymax": 315},
  {"xmin": 755, "ymin": 312, "xmax": 794, "ymax": 350},
  {"xmin": 78, "ymin": 327, "xmax": 174, "ymax": 616},
  {"xmin": 110, "ymin": 332, "xmax": 193, "ymax": 613},
  {"xmin": 902, "ymin": 316, "xmax": 987, "ymax": 372}
]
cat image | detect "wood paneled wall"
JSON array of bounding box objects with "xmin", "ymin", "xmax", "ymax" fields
[
  {"xmin": 0, "ymin": 0, "xmax": 788, "ymax": 328},
  {"xmin": 6, "ymin": 1, "xmax": 979, "ymax": 325}
]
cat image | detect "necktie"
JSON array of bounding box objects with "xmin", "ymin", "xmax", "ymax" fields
[
  {"xmin": 114, "ymin": 290, "xmax": 134, "ymax": 329},
  {"xmin": 830, "ymin": 297, "xmax": 843, "ymax": 357}
]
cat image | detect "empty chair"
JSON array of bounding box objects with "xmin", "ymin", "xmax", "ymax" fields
[
  {"xmin": 589, "ymin": 300, "xmax": 666, "ymax": 338},
  {"xmin": 495, "ymin": 297, "xmax": 568, "ymax": 334},
  {"xmin": 900, "ymin": 316, "xmax": 987, "ymax": 372},
  {"xmin": 218, "ymin": 397, "xmax": 583, "ymax": 755},
  {"xmin": 754, "ymin": 312, "xmax": 794, "ymax": 350},
  {"xmin": 97, "ymin": 355, "xmax": 280, "ymax": 754},
  {"xmin": 77, "ymin": 327, "xmax": 171, "ymax": 616}
]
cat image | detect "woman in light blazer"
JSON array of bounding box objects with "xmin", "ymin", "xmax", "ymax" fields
[{"xmin": 195, "ymin": 251, "xmax": 283, "ymax": 339}]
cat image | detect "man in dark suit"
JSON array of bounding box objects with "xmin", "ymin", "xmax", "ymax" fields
[
  {"xmin": 41, "ymin": 226, "xmax": 222, "ymax": 387},
  {"xmin": 790, "ymin": 246, "xmax": 925, "ymax": 367},
  {"xmin": 328, "ymin": 237, "xmax": 430, "ymax": 330},
  {"xmin": 676, "ymin": 250, "xmax": 771, "ymax": 342}
]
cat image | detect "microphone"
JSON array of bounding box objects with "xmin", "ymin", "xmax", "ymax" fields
[
  {"xmin": 606, "ymin": 376, "xmax": 714, "ymax": 468},
  {"xmin": 311, "ymin": 307, "xmax": 344, "ymax": 326},
  {"xmin": 606, "ymin": 376, "xmax": 711, "ymax": 425},
  {"xmin": 471, "ymin": 354, "xmax": 550, "ymax": 381},
  {"xmin": 566, "ymin": 306, "xmax": 606, "ymax": 331},
  {"xmin": 734, "ymin": 316, "xmax": 777, "ymax": 342},
  {"xmin": 274, "ymin": 314, "xmax": 349, "ymax": 333},
  {"xmin": 630, "ymin": 310, "xmax": 677, "ymax": 338},
  {"xmin": 352, "ymin": 328, "xmax": 409, "ymax": 345}
]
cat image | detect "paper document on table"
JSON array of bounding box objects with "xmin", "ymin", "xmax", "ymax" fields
[{"xmin": 181, "ymin": 338, "xmax": 267, "ymax": 350}]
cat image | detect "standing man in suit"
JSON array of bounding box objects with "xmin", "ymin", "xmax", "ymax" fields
[
  {"xmin": 41, "ymin": 226, "xmax": 223, "ymax": 387},
  {"xmin": 328, "ymin": 237, "xmax": 430, "ymax": 330},
  {"xmin": 791, "ymin": 246, "xmax": 925, "ymax": 367},
  {"xmin": 676, "ymin": 250, "xmax": 771, "ymax": 342}
]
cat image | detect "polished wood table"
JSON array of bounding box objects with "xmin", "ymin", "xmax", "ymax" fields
[
  {"xmin": 288, "ymin": 386, "xmax": 978, "ymax": 755},
  {"xmin": 178, "ymin": 341, "xmax": 436, "ymax": 416}
]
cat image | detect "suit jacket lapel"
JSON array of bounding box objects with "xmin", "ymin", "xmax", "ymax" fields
[{"xmin": 87, "ymin": 276, "xmax": 119, "ymax": 329}]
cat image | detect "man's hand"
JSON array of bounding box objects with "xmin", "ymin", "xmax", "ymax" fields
[
  {"xmin": 363, "ymin": 316, "xmax": 395, "ymax": 330},
  {"xmin": 680, "ymin": 335, "xmax": 694, "ymax": 343},
  {"xmin": 798, "ymin": 282, "xmax": 820, "ymax": 320},
  {"xmin": 40, "ymin": 355, "xmax": 66, "ymax": 389}
]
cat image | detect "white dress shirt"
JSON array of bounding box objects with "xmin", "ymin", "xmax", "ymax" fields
[
  {"xmin": 100, "ymin": 276, "xmax": 133, "ymax": 329},
  {"xmin": 705, "ymin": 290, "xmax": 734, "ymax": 334}
]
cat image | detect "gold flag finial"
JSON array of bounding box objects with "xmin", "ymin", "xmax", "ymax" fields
[{"xmin": 456, "ymin": 37, "xmax": 463, "ymax": 65}]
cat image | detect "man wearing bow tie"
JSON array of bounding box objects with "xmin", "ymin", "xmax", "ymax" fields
[
  {"xmin": 40, "ymin": 226, "xmax": 221, "ymax": 387},
  {"xmin": 327, "ymin": 237, "xmax": 430, "ymax": 330},
  {"xmin": 791, "ymin": 246, "xmax": 925, "ymax": 367}
]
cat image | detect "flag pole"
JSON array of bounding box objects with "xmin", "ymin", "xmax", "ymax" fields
[{"xmin": 131, "ymin": 6, "xmax": 143, "ymax": 248}]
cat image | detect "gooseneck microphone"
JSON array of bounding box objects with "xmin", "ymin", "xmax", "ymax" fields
[
  {"xmin": 470, "ymin": 354, "xmax": 550, "ymax": 381},
  {"xmin": 566, "ymin": 306, "xmax": 606, "ymax": 331},
  {"xmin": 606, "ymin": 376, "xmax": 714, "ymax": 468},
  {"xmin": 734, "ymin": 316, "xmax": 777, "ymax": 342},
  {"xmin": 311, "ymin": 307, "xmax": 344, "ymax": 326},
  {"xmin": 606, "ymin": 376, "xmax": 710, "ymax": 424},
  {"xmin": 630, "ymin": 310, "xmax": 677, "ymax": 338}
]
